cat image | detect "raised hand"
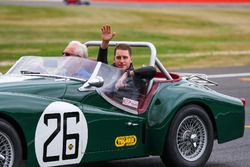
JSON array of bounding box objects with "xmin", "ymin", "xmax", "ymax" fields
[{"xmin": 101, "ymin": 24, "xmax": 116, "ymax": 49}]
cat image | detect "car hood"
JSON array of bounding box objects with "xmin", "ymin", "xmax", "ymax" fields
[{"xmin": 0, "ymin": 75, "xmax": 66, "ymax": 99}]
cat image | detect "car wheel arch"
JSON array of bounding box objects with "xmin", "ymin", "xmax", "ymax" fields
[
  {"xmin": 0, "ymin": 113, "xmax": 27, "ymax": 160},
  {"xmin": 161, "ymin": 103, "xmax": 215, "ymax": 167},
  {"xmin": 175, "ymin": 102, "xmax": 217, "ymax": 139},
  {"xmin": 147, "ymin": 100, "xmax": 217, "ymax": 155}
]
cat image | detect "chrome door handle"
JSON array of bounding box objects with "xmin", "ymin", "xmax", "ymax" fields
[{"xmin": 127, "ymin": 122, "xmax": 139, "ymax": 127}]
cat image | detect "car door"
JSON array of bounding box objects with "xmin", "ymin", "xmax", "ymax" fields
[
  {"xmin": 82, "ymin": 95, "xmax": 146, "ymax": 162},
  {"xmin": 63, "ymin": 61, "xmax": 148, "ymax": 162}
]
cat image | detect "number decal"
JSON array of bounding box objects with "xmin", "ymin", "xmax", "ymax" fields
[
  {"xmin": 62, "ymin": 112, "xmax": 79, "ymax": 160},
  {"xmin": 35, "ymin": 102, "xmax": 88, "ymax": 167},
  {"xmin": 43, "ymin": 113, "xmax": 61, "ymax": 162}
]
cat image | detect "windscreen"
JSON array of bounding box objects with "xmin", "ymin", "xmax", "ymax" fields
[
  {"xmin": 7, "ymin": 56, "xmax": 146, "ymax": 113},
  {"xmin": 7, "ymin": 56, "xmax": 98, "ymax": 80}
]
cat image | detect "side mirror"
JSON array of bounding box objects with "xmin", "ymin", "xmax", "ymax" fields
[
  {"xmin": 88, "ymin": 76, "xmax": 104, "ymax": 88},
  {"xmin": 78, "ymin": 76, "xmax": 104, "ymax": 91}
]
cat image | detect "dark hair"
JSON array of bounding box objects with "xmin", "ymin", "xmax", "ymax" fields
[{"xmin": 114, "ymin": 44, "xmax": 132, "ymax": 56}]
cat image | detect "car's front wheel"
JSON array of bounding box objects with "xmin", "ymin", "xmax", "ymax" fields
[
  {"xmin": 161, "ymin": 105, "xmax": 214, "ymax": 167},
  {"xmin": 0, "ymin": 119, "xmax": 22, "ymax": 167}
]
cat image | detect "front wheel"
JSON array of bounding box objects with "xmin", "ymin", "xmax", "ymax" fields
[
  {"xmin": 161, "ymin": 105, "xmax": 214, "ymax": 167},
  {"xmin": 0, "ymin": 119, "xmax": 23, "ymax": 167}
]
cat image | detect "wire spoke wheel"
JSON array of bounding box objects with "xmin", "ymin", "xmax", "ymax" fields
[
  {"xmin": 176, "ymin": 115, "xmax": 207, "ymax": 161},
  {"xmin": 0, "ymin": 132, "xmax": 14, "ymax": 167},
  {"xmin": 161, "ymin": 105, "xmax": 214, "ymax": 167},
  {"xmin": 0, "ymin": 119, "xmax": 22, "ymax": 167}
]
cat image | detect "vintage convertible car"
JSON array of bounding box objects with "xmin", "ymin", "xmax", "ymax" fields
[{"xmin": 0, "ymin": 41, "xmax": 245, "ymax": 167}]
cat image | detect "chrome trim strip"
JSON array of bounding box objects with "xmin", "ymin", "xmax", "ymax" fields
[{"xmin": 21, "ymin": 73, "xmax": 86, "ymax": 83}]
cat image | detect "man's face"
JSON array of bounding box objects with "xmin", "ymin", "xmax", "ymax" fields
[{"xmin": 114, "ymin": 49, "xmax": 132, "ymax": 70}]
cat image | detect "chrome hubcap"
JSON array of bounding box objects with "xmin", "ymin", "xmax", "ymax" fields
[
  {"xmin": 176, "ymin": 115, "xmax": 208, "ymax": 161},
  {"xmin": 0, "ymin": 132, "xmax": 14, "ymax": 167}
]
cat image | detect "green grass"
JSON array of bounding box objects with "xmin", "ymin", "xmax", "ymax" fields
[{"xmin": 1, "ymin": 5, "xmax": 250, "ymax": 72}]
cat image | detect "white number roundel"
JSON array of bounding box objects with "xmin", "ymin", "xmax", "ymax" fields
[{"xmin": 35, "ymin": 101, "xmax": 88, "ymax": 167}]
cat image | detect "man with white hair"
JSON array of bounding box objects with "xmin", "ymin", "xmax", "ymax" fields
[
  {"xmin": 63, "ymin": 40, "xmax": 88, "ymax": 58},
  {"xmin": 61, "ymin": 40, "xmax": 90, "ymax": 79}
]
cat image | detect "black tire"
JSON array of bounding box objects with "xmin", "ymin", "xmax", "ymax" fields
[
  {"xmin": 161, "ymin": 105, "xmax": 214, "ymax": 167},
  {"xmin": 0, "ymin": 119, "xmax": 23, "ymax": 167}
]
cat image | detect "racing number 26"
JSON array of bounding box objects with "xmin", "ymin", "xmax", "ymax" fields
[{"xmin": 43, "ymin": 112, "xmax": 79, "ymax": 162}]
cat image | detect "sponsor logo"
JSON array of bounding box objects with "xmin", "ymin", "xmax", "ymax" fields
[
  {"xmin": 122, "ymin": 97, "xmax": 139, "ymax": 109},
  {"xmin": 115, "ymin": 135, "xmax": 137, "ymax": 147}
]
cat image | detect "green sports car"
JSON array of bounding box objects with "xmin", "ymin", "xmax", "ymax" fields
[{"xmin": 0, "ymin": 41, "xmax": 245, "ymax": 167}]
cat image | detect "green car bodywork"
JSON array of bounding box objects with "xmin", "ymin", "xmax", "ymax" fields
[{"xmin": 0, "ymin": 41, "xmax": 245, "ymax": 167}]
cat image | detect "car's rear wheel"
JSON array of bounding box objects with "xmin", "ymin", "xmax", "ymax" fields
[
  {"xmin": 0, "ymin": 119, "xmax": 22, "ymax": 167},
  {"xmin": 161, "ymin": 105, "xmax": 214, "ymax": 167}
]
